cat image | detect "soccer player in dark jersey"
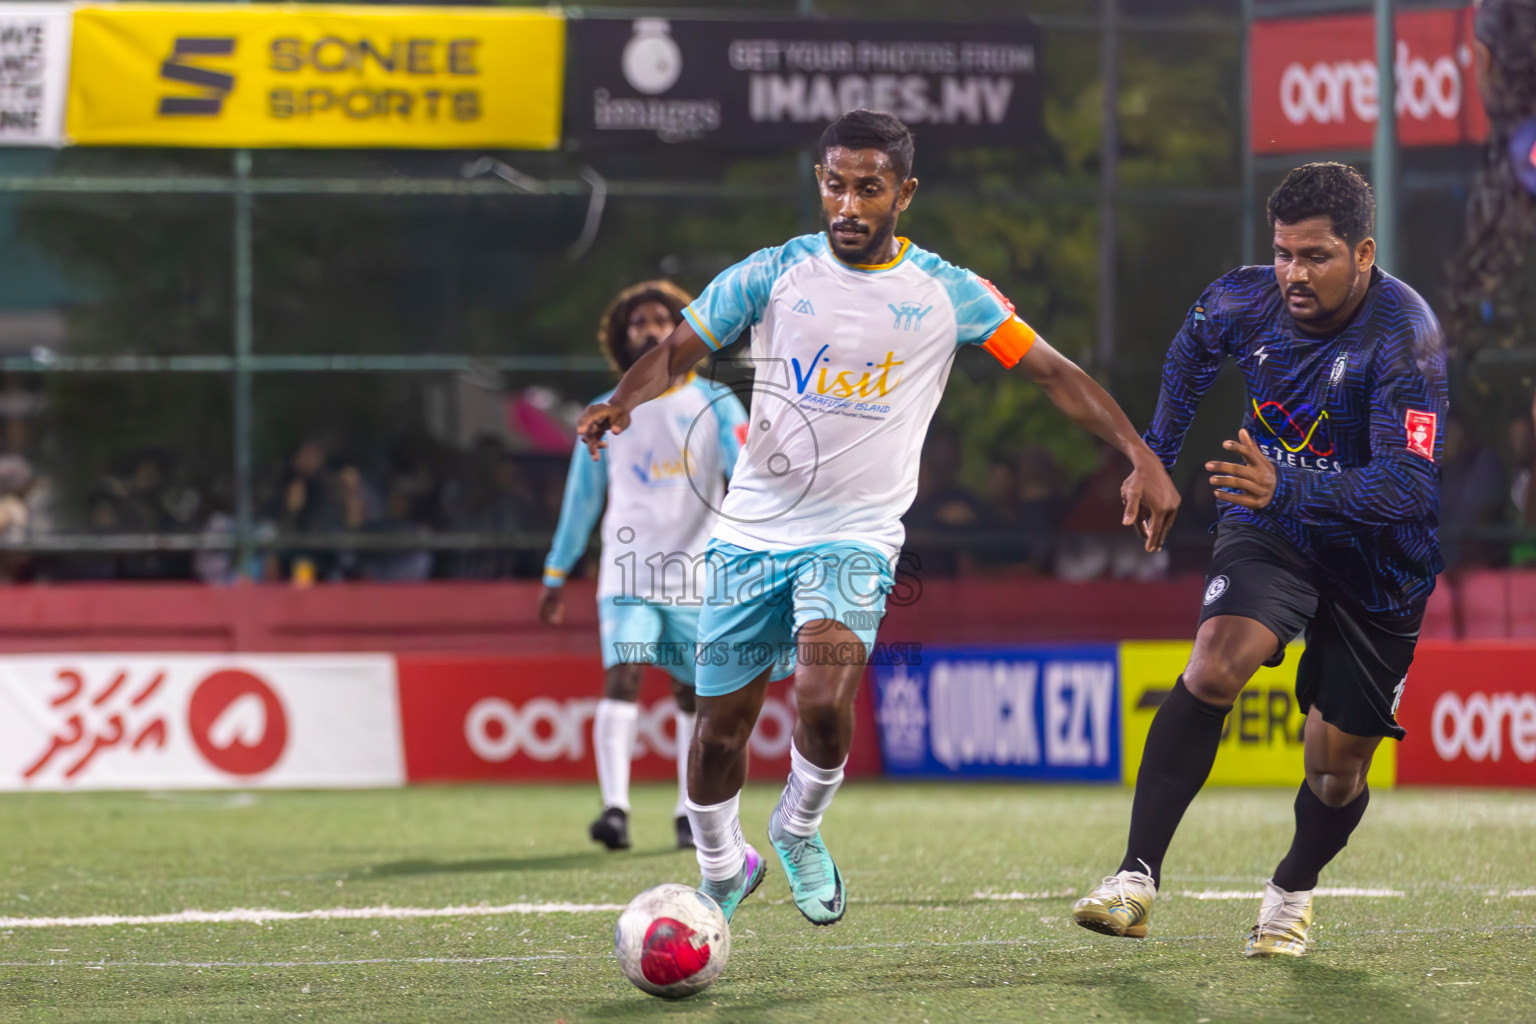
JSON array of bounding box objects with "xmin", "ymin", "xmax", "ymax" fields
[{"xmin": 1071, "ymin": 162, "xmax": 1448, "ymax": 957}]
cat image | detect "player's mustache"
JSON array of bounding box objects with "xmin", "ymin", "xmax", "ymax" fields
[
  {"xmin": 831, "ymin": 220, "xmax": 869, "ymax": 235},
  {"xmin": 1286, "ymin": 286, "xmax": 1316, "ymax": 298}
]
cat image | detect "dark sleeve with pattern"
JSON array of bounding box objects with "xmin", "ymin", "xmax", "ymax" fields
[
  {"xmin": 1269, "ymin": 325, "xmax": 1447, "ymax": 525},
  {"xmin": 1143, "ymin": 281, "xmax": 1231, "ymax": 470}
]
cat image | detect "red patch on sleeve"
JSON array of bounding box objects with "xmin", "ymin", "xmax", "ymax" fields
[
  {"xmin": 733, "ymin": 422, "xmax": 749, "ymax": 446},
  {"xmin": 1405, "ymin": 410, "xmax": 1437, "ymax": 462},
  {"xmin": 978, "ymin": 277, "xmax": 1017, "ymax": 314}
]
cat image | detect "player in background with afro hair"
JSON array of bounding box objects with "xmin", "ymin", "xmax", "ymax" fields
[{"xmin": 541, "ymin": 279, "xmax": 748, "ymax": 852}]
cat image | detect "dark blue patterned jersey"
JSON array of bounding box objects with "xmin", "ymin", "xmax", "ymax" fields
[{"xmin": 1145, "ymin": 265, "xmax": 1448, "ymax": 615}]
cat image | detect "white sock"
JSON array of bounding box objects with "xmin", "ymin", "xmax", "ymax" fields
[
  {"xmin": 686, "ymin": 793, "xmax": 746, "ymax": 882},
  {"xmin": 771, "ymin": 742, "xmax": 846, "ymax": 838},
  {"xmin": 673, "ymin": 710, "xmax": 696, "ymax": 818},
  {"xmin": 594, "ymin": 698, "xmax": 638, "ymax": 812}
]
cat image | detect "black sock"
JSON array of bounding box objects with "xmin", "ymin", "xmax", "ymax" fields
[
  {"xmin": 1119, "ymin": 677, "xmax": 1229, "ymax": 887},
  {"xmin": 1272, "ymin": 782, "xmax": 1370, "ymax": 893}
]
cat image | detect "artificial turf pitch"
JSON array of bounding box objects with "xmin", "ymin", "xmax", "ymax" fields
[{"xmin": 0, "ymin": 784, "xmax": 1531, "ymax": 1023}]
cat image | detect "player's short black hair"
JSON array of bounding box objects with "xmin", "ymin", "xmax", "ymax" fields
[
  {"xmin": 818, "ymin": 109, "xmax": 915, "ymax": 180},
  {"xmin": 1267, "ymin": 162, "xmax": 1376, "ymax": 248}
]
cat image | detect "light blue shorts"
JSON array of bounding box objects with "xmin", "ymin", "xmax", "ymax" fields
[
  {"xmin": 598, "ymin": 596, "xmax": 700, "ymax": 685},
  {"xmin": 693, "ymin": 540, "xmax": 897, "ymax": 698}
]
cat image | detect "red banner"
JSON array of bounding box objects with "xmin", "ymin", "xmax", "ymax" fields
[
  {"xmin": 396, "ymin": 654, "xmax": 881, "ymax": 784},
  {"xmin": 1397, "ymin": 643, "xmax": 1536, "ymax": 787},
  {"xmin": 1251, "ymin": 8, "xmax": 1487, "ymax": 154}
]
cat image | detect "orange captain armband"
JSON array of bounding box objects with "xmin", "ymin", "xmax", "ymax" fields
[{"xmin": 981, "ymin": 316, "xmax": 1037, "ymax": 369}]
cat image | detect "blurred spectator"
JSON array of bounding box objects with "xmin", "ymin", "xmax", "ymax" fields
[
  {"xmin": 275, "ymin": 439, "xmax": 330, "ymax": 534},
  {"xmin": 194, "ymin": 511, "xmax": 240, "ymax": 586},
  {"xmin": 358, "ymin": 441, "xmax": 439, "ymax": 581},
  {"xmin": 1015, "ymin": 445, "xmax": 1067, "ymax": 573},
  {"xmin": 323, "ymin": 462, "xmax": 383, "ymax": 581},
  {"xmin": 1054, "ymin": 447, "xmax": 1169, "ymax": 582},
  {"xmin": 905, "ymin": 428, "xmax": 984, "ymax": 577},
  {"xmin": 981, "ymin": 445, "xmax": 1065, "ymax": 574},
  {"xmin": 443, "ymin": 435, "xmax": 541, "ymax": 578},
  {"xmin": 267, "ymin": 439, "xmax": 337, "ymax": 581},
  {"xmin": 980, "ymin": 459, "xmax": 1032, "ymax": 568},
  {"xmin": 103, "ymin": 452, "xmax": 192, "ymax": 579},
  {"xmin": 0, "ymin": 455, "xmax": 42, "ymax": 581}
]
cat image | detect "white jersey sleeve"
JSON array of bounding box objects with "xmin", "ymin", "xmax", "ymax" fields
[
  {"xmin": 682, "ymin": 238, "xmax": 819, "ymax": 351},
  {"xmin": 907, "ymin": 248, "xmax": 1016, "ymax": 346}
]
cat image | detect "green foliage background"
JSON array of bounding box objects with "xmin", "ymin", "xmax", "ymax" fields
[{"xmin": 1, "ymin": 1, "xmax": 1251, "ymax": 524}]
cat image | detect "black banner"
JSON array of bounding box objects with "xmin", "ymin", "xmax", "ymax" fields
[{"xmin": 566, "ymin": 16, "xmax": 1043, "ymax": 149}]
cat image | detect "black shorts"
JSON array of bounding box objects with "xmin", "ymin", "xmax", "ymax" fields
[{"xmin": 1197, "ymin": 523, "xmax": 1422, "ymax": 740}]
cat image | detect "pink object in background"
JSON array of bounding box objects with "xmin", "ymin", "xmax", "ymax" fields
[{"xmin": 508, "ymin": 389, "xmax": 575, "ymax": 454}]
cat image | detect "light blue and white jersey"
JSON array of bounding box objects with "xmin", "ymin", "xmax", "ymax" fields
[
  {"xmin": 543, "ymin": 374, "xmax": 748, "ymax": 600},
  {"xmin": 682, "ymin": 233, "xmax": 1020, "ymax": 558}
]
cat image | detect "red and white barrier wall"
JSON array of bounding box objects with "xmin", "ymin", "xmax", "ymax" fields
[
  {"xmin": 1395, "ymin": 644, "xmax": 1536, "ymax": 787},
  {"xmin": 0, "ymin": 654, "xmax": 880, "ymax": 791},
  {"xmin": 0, "ymin": 583, "xmax": 1529, "ymax": 791}
]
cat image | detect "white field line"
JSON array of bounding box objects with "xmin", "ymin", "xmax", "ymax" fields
[
  {"xmin": 971, "ymin": 890, "xmax": 1076, "ymax": 901},
  {"xmin": 0, "ymin": 902, "xmax": 626, "ymax": 930},
  {"xmin": 1177, "ymin": 887, "xmax": 1404, "ymax": 900},
  {"xmin": 0, "ymin": 954, "xmax": 590, "ymax": 968},
  {"xmin": 8, "ymin": 884, "xmax": 1531, "ymax": 929},
  {"xmin": 5, "ymin": 923, "xmax": 1535, "ymax": 970}
]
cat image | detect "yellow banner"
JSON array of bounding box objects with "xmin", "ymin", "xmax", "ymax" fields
[
  {"xmin": 67, "ymin": 4, "xmax": 563, "ymax": 148},
  {"xmin": 1120, "ymin": 642, "xmax": 1395, "ymax": 787}
]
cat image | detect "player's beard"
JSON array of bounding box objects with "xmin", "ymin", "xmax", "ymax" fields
[
  {"xmin": 617, "ymin": 335, "xmax": 662, "ymax": 373},
  {"xmin": 825, "ymin": 214, "xmax": 897, "ymax": 266}
]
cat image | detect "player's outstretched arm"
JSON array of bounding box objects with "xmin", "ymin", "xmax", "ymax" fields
[
  {"xmin": 575, "ymin": 321, "xmax": 712, "ymax": 460},
  {"xmin": 1014, "ymin": 337, "xmax": 1181, "ymax": 552},
  {"xmin": 539, "ymin": 435, "xmax": 609, "ymax": 625}
]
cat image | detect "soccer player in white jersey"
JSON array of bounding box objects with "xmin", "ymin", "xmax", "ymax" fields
[
  {"xmin": 541, "ymin": 280, "xmax": 748, "ymax": 852},
  {"xmin": 577, "ymin": 111, "xmax": 1181, "ymax": 923}
]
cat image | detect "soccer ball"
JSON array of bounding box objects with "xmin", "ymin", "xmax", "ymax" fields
[{"xmin": 613, "ymin": 883, "xmax": 731, "ymax": 999}]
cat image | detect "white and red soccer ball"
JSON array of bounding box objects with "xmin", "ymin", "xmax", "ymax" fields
[{"xmin": 614, "ymin": 883, "xmax": 730, "ymax": 999}]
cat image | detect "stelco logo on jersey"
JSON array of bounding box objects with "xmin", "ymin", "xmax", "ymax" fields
[
  {"xmin": 66, "ymin": 4, "xmax": 564, "ymax": 148},
  {"xmin": 1251, "ymin": 398, "xmax": 1343, "ymax": 474}
]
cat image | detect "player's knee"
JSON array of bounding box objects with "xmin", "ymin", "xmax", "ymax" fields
[
  {"xmin": 797, "ymin": 698, "xmax": 842, "ymax": 741},
  {"xmin": 1181, "ymin": 660, "xmax": 1244, "ymax": 707},
  {"xmin": 693, "ymin": 713, "xmax": 752, "ymax": 764},
  {"xmin": 603, "ymin": 665, "xmax": 645, "ymax": 702},
  {"xmin": 793, "ymin": 680, "xmax": 847, "ymax": 737},
  {"xmin": 1306, "ymin": 766, "xmax": 1367, "ymax": 808},
  {"xmin": 671, "ymin": 681, "xmax": 697, "ymax": 714}
]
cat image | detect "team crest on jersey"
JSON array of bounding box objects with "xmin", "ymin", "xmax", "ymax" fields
[
  {"xmin": 1203, "ymin": 575, "xmax": 1229, "ymax": 605},
  {"xmin": 792, "ymin": 297, "xmax": 816, "ymax": 316},
  {"xmin": 1193, "ymin": 305, "xmax": 1207, "ymax": 322},
  {"xmin": 1406, "ymin": 409, "xmax": 1437, "ymax": 462},
  {"xmin": 888, "ymin": 302, "xmax": 933, "ymax": 331},
  {"xmin": 1329, "ymin": 354, "xmax": 1348, "ymax": 387}
]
